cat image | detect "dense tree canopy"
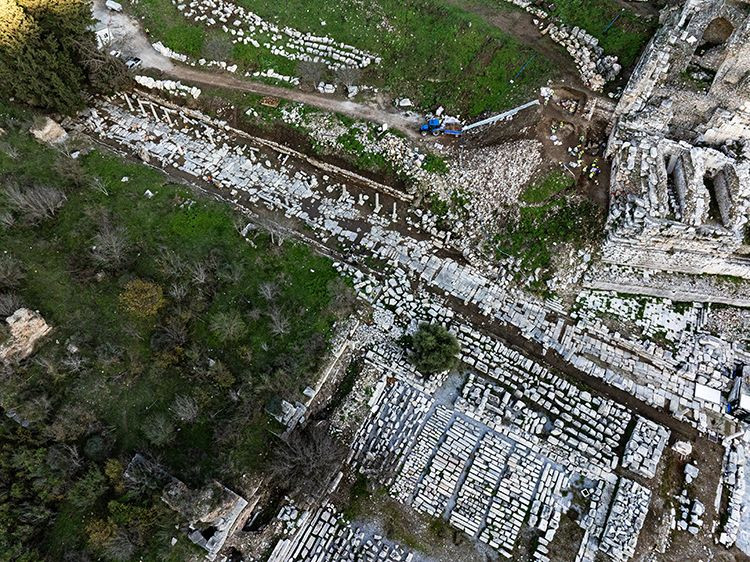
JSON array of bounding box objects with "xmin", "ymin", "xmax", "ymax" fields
[
  {"xmin": 0, "ymin": 0, "xmax": 127, "ymax": 112},
  {"xmin": 406, "ymin": 323, "xmax": 461, "ymax": 377}
]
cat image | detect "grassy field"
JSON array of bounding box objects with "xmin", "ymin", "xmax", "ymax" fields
[
  {"xmin": 0, "ymin": 102, "xmax": 348, "ymax": 559},
  {"xmin": 126, "ymin": 0, "xmax": 556, "ymax": 116}
]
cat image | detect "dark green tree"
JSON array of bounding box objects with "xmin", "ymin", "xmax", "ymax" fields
[
  {"xmin": 406, "ymin": 323, "xmax": 461, "ymax": 377},
  {"xmin": 0, "ymin": 0, "xmax": 128, "ymax": 113}
]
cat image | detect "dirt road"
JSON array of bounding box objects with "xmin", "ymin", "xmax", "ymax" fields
[
  {"xmin": 170, "ymin": 67, "xmax": 422, "ymax": 138},
  {"xmin": 93, "ymin": 0, "xmax": 422, "ymax": 137}
]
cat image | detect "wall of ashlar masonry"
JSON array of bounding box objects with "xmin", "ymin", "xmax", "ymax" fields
[{"xmin": 603, "ymin": 0, "xmax": 750, "ymax": 284}]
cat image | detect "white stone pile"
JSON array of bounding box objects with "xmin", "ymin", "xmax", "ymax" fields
[
  {"xmin": 719, "ymin": 441, "xmax": 746, "ymax": 547},
  {"xmin": 574, "ymin": 479, "xmax": 617, "ymax": 562},
  {"xmin": 134, "ymin": 75, "xmax": 201, "ymax": 98},
  {"xmin": 268, "ymin": 502, "xmax": 413, "ymax": 561},
  {"xmin": 450, "ymin": 432, "xmax": 513, "ymax": 537},
  {"xmin": 172, "ymin": 0, "xmax": 379, "ymax": 71},
  {"xmin": 412, "ymin": 416, "xmax": 483, "ymax": 517},
  {"xmin": 479, "ymin": 445, "xmax": 545, "ymax": 558},
  {"xmin": 250, "ymin": 68, "xmax": 299, "ymax": 85},
  {"xmin": 575, "ymin": 290, "xmax": 705, "ymax": 343},
  {"xmin": 674, "ymin": 491, "xmax": 704, "ymax": 535},
  {"xmin": 599, "ymin": 478, "xmax": 651, "ymax": 562},
  {"xmin": 621, "ymin": 416, "xmax": 670, "ymax": 479}
]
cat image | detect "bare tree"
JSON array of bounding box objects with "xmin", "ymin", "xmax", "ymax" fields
[
  {"xmin": 54, "ymin": 155, "xmax": 89, "ymax": 188},
  {"xmin": 218, "ymin": 262, "xmax": 243, "ymax": 285},
  {"xmin": 335, "ymin": 66, "xmax": 361, "ymax": 88},
  {"xmin": 142, "ymin": 413, "xmax": 175, "ymax": 447},
  {"xmin": 0, "ymin": 142, "xmax": 19, "ymax": 160},
  {"xmin": 91, "ymin": 176, "xmax": 109, "ymax": 196},
  {"xmin": 203, "ymin": 35, "xmax": 233, "ymax": 61},
  {"xmin": 0, "ymin": 211, "xmax": 14, "ymax": 229},
  {"xmin": 157, "ymin": 248, "xmax": 187, "ymax": 278},
  {"xmin": 0, "ymin": 255, "xmax": 24, "ymax": 289},
  {"xmin": 190, "ymin": 260, "xmax": 211, "ymax": 286},
  {"xmin": 258, "ymin": 281, "xmax": 278, "ymax": 301},
  {"xmin": 61, "ymin": 353, "xmax": 85, "ymax": 374},
  {"xmin": 152, "ymin": 317, "xmax": 189, "ymax": 351},
  {"xmin": 4, "ymin": 183, "xmax": 67, "ymax": 223},
  {"xmin": 92, "ymin": 223, "xmax": 129, "ymax": 270},
  {"xmin": 327, "ymin": 278, "xmax": 357, "ymax": 318},
  {"xmin": 268, "ymin": 307, "xmax": 290, "ymax": 336},
  {"xmin": 269, "ymin": 423, "xmax": 345, "ymax": 501},
  {"xmin": 102, "ymin": 528, "xmax": 135, "ymax": 562},
  {"xmin": 16, "ymin": 394, "xmax": 52, "ymax": 425},
  {"xmin": 0, "ymin": 292, "xmax": 23, "ymax": 316},
  {"xmin": 168, "ymin": 282, "xmax": 188, "ymax": 301},
  {"xmin": 297, "ymin": 60, "xmax": 327, "ymax": 88},
  {"xmin": 210, "ymin": 310, "xmax": 247, "ymax": 342},
  {"xmin": 171, "ymin": 394, "xmax": 199, "ymax": 423}
]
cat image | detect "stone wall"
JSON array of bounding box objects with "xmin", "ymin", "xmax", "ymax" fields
[{"xmin": 600, "ymin": 0, "xmax": 750, "ymax": 290}]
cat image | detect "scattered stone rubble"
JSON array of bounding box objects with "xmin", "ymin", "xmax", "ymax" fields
[
  {"xmin": 499, "ymin": 0, "xmax": 621, "ymax": 90},
  {"xmin": 279, "ymin": 101, "xmax": 543, "ymax": 239},
  {"xmin": 70, "ymin": 89, "xmax": 748, "ymax": 446},
  {"xmin": 598, "ymin": 0, "xmax": 750, "ymax": 297},
  {"xmin": 621, "ymin": 416, "xmax": 670, "ymax": 479},
  {"xmin": 575, "ymin": 290, "xmax": 705, "ymax": 343},
  {"xmin": 0, "ymin": 308, "xmax": 52, "ymax": 363},
  {"xmin": 674, "ymin": 489, "xmax": 704, "ymax": 535}
]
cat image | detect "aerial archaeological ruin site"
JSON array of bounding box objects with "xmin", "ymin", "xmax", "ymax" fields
[{"xmin": 1, "ymin": 0, "xmax": 750, "ymax": 560}]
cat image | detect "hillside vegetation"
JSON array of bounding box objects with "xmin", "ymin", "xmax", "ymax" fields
[{"xmin": 0, "ymin": 102, "xmax": 352, "ymax": 560}]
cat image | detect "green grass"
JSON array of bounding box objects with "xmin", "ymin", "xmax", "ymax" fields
[
  {"xmin": 542, "ymin": 0, "xmax": 657, "ymax": 66},
  {"xmin": 494, "ymin": 195, "xmax": 603, "ymax": 290},
  {"xmin": 422, "ymin": 153, "xmax": 449, "ymax": 175},
  {"xmin": 126, "ymin": 0, "xmax": 556, "ymax": 116},
  {"xmin": 521, "ymin": 170, "xmax": 575, "ymax": 203},
  {"xmin": 163, "ymin": 24, "xmax": 205, "ymax": 57}
]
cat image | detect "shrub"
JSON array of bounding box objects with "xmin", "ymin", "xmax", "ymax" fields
[
  {"xmin": 171, "ymin": 394, "xmax": 199, "ymax": 423},
  {"xmin": 142, "ymin": 413, "xmax": 175, "ymax": 447},
  {"xmin": 119, "ymin": 279, "xmax": 165, "ymax": 318},
  {"xmin": 209, "ymin": 310, "xmax": 246, "ymax": 342},
  {"xmin": 4, "ymin": 183, "xmax": 66, "ymax": 223},
  {"xmin": 0, "ymin": 292, "xmax": 23, "ymax": 316},
  {"xmin": 0, "ymin": 254, "xmax": 24, "ymax": 289}
]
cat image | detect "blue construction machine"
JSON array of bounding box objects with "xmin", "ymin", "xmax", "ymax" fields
[{"xmin": 420, "ymin": 118, "xmax": 463, "ymax": 137}]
